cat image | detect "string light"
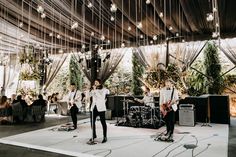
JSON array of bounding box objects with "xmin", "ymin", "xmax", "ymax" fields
[
  {"xmin": 49, "ymin": 32, "xmax": 53, "ymax": 37},
  {"xmin": 121, "ymin": 42, "xmax": 125, "ymax": 48},
  {"xmin": 19, "ymin": 22, "xmax": 23, "ymax": 28},
  {"xmin": 100, "ymin": 35, "xmax": 105, "ymax": 41},
  {"xmin": 110, "ymin": 16, "xmax": 115, "ymax": 21},
  {"xmin": 153, "ymin": 35, "xmax": 157, "ymax": 41},
  {"xmin": 206, "ymin": 13, "xmax": 214, "ymax": 21}
]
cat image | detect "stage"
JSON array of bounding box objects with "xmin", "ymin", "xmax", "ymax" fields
[{"xmin": 0, "ymin": 119, "xmax": 228, "ymax": 157}]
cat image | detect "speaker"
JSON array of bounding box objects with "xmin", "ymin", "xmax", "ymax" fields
[
  {"xmin": 105, "ymin": 109, "xmax": 112, "ymax": 120},
  {"xmin": 179, "ymin": 109, "xmax": 195, "ymax": 126}
]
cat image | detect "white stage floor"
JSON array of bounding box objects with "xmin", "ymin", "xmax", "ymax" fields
[{"xmin": 0, "ymin": 119, "xmax": 228, "ymax": 157}]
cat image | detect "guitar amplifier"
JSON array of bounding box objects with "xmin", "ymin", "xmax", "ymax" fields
[{"xmin": 179, "ymin": 104, "xmax": 195, "ymax": 126}]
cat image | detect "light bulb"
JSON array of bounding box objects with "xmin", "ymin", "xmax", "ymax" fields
[
  {"xmin": 91, "ymin": 32, "xmax": 94, "ymax": 36},
  {"xmin": 121, "ymin": 43, "xmax": 125, "ymax": 48},
  {"xmin": 107, "ymin": 40, "xmax": 111, "ymax": 44},
  {"xmin": 140, "ymin": 34, "xmax": 144, "ymax": 39},
  {"xmin": 82, "ymin": 44, "xmax": 86, "ymax": 49},
  {"xmin": 19, "ymin": 22, "xmax": 23, "ymax": 28},
  {"xmin": 87, "ymin": 2, "xmax": 93, "ymax": 8},
  {"xmin": 128, "ymin": 26, "xmax": 132, "ymax": 31},
  {"xmin": 146, "ymin": 0, "xmax": 151, "ymax": 4},
  {"xmin": 57, "ymin": 34, "xmax": 61, "ymax": 39},
  {"xmin": 58, "ymin": 49, "xmax": 63, "ymax": 53},
  {"xmin": 100, "ymin": 35, "xmax": 105, "ymax": 41},
  {"xmin": 150, "ymin": 40, "xmax": 153, "ymax": 44},
  {"xmin": 49, "ymin": 32, "xmax": 53, "ymax": 37},
  {"xmin": 71, "ymin": 21, "xmax": 78, "ymax": 29},
  {"xmin": 110, "ymin": 16, "xmax": 115, "ymax": 21},
  {"xmin": 137, "ymin": 22, "xmax": 143, "ymax": 29},
  {"xmin": 41, "ymin": 13, "xmax": 46, "ymax": 18},
  {"xmin": 37, "ymin": 5, "xmax": 44, "ymax": 13},
  {"xmin": 153, "ymin": 35, "xmax": 157, "ymax": 41},
  {"xmin": 110, "ymin": 3, "xmax": 117, "ymax": 12},
  {"xmin": 169, "ymin": 26, "xmax": 173, "ymax": 30},
  {"xmin": 159, "ymin": 12, "xmax": 163, "ymax": 18}
]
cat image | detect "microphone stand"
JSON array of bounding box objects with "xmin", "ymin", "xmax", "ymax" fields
[{"xmin": 87, "ymin": 106, "xmax": 97, "ymax": 145}]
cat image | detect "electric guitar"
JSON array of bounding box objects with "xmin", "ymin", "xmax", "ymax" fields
[{"xmin": 160, "ymin": 95, "xmax": 187, "ymax": 117}]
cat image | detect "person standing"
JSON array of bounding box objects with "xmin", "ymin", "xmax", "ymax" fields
[
  {"xmin": 67, "ymin": 83, "xmax": 81, "ymax": 129},
  {"xmin": 159, "ymin": 80, "xmax": 179, "ymax": 141},
  {"xmin": 89, "ymin": 79, "xmax": 110, "ymax": 143}
]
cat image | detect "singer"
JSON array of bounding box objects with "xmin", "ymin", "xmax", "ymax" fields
[{"xmin": 89, "ymin": 79, "xmax": 110, "ymax": 143}]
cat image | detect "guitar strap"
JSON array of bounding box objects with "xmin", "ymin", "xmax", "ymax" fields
[{"xmin": 170, "ymin": 88, "xmax": 174, "ymax": 102}]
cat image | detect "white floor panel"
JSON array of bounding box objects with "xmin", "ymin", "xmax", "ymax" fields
[{"xmin": 0, "ymin": 119, "xmax": 228, "ymax": 157}]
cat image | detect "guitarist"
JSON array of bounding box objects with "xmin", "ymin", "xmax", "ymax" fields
[
  {"xmin": 67, "ymin": 83, "xmax": 82, "ymax": 130},
  {"xmin": 159, "ymin": 80, "xmax": 179, "ymax": 141}
]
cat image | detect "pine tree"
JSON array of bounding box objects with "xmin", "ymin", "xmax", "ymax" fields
[
  {"xmin": 204, "ymin": 42, "xmax": 223, "ymax": 94},
  {"xmin": 132, "ymin": 54, "xmax": 144, "ymax": 95}
]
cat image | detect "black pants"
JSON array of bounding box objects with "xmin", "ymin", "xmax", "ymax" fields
[
  {"xmin": 164, "ymin": 110, "xmax": 175, "ymax": 135},
  {"xmin": 91, "ymin": 106, "xmax": 107, "ymax": 138},
  {"xmin": 70, "ymin": 105, "xmax": 78, "ymax": 128}
]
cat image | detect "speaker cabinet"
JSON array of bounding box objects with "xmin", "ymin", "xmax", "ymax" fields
[{"xmin": 179, "ymin": 109, "xmax": 195, "ymax": 126}]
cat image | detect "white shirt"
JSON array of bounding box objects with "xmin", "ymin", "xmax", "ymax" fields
[
  {"xmin": 67, "ymin": 90, "xmax": 82, "ymax": 108},
  {"xmin": 159, "ymin": 87, "xmax": 179, "ymax": 108},
  {"xmin": 90, "ymin": 88, "xmax": 110, "ymax": 112},
  {"xmin": 142, "ymin": 93, "xmax": 155, "ymax": 107}
]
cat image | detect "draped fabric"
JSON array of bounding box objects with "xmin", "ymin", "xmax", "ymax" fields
[
  {"xmin": 0, "ymin": 54, "xmax": 20, "ymax": 96},
  {"xmin": 73, "ymin": 48, "xmax": 126, "ymax": 83},
  {"xmin": 219, "ymin": 40, "xmax": 236, "ymax": 65},
  {"xmin": 44, "ymin": 53, "xmax": 68, "ymax": 89},
  {"xmin": 134, "ymin": 45, "xmax": 166, "ymax": 70},
  {"xmin": 169, "ymin": 41, "xmax": 207, "ymax": 71}
]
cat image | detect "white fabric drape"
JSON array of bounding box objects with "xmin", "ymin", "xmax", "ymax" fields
[{"xmin": 44, "ymin": 53, "xmax": 68, "ymax": 89}]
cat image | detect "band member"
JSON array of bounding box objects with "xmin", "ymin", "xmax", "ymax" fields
[
  {"xmin": 134, "ymin": 86, "xmax": 154, "ymax": 107},
  {"xmin": 89, "ymin": 79, "xmax": 110, "ymax": 143},
  {"xmin": 67, "ymin": 83, "xmax": 81, "ymax": 129},
  {"xmin": 159, "ymin": 80, "xmax": 179, "ymax": 141}
]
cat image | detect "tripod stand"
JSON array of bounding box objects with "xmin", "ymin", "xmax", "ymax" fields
[{"xmin": 201, "ymin": 98, "xmax": 212, "ymax": 127}]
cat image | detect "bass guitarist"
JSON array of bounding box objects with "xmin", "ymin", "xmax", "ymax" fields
[{"xmin": 159, "ymin": 80, "xmax": 179, "ymax": 141}]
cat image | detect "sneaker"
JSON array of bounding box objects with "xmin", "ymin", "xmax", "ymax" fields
[{"xmin": 102, "ymin": 137, "xmax": 107, "ymax": 143}]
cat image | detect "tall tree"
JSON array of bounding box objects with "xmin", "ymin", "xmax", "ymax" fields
[
  {"xmin": 132, "ymin": 53, "xmax": 144, "ymax": 95},
  {"xmin": 204, "ymin": 42, "xmax": 223, "ymax": 94},
  {"xmin": 69, "ymin": 55, "xmax": 83, "ymax": 90}
]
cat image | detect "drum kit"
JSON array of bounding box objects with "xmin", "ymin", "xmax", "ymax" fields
[{"xmin": 119, "ymin": 99, "xmax": 163, "ymax": 128}]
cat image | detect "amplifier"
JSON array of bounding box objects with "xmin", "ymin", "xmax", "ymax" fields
[
  {"xmin": 179, "ymin": 109, "xmax": 195, "ymax": 126},
  {"xmin": 179, "ymin": 104, "xmax": 194, "ymax": 110}
]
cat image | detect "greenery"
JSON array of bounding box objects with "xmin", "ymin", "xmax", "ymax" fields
[
  {"xmin": 204, "ymin": 42, "xmax": 223, "ymax": 94},
  {"xmin": 187, "ymin": 60, "xmax": 207, "ymax": 96},
  {"xmin": 132, "ymin": 54, "xmax": 144, "ymax": 95},
  {"xmin": 69, "ymin": 55, "xmax": 83, "ymax": 90}
]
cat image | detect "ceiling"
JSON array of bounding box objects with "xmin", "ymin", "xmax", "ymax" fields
[{"xmin": 0, "ymin": 0, "xmax": 236, "ymax": 54}]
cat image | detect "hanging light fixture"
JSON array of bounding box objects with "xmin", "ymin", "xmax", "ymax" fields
[
  {"xmin": 159, "ymin": 12, "xmax": 163, "ymax": 18},
  {"xmin": 19, "ymin": 22, "xmax": 23, "ymax": 28},
  {"xmin": 110, "ymin": 3, "xmax": 117, "ymax": 12},
  {"xmin": 137, "ymin": 22, "xmax": 143, "ymax": 29},
  {"xmin": 71, "ymin": 21, "xmax": 78, "ymax": 29},
  {"xmin": 87, "ymin": 2, "xmax": 93, "ymax": 8},
  {"xmin": 140, "ymin": 34, "xmax": 144, "ymax": 39},
  {"xmin": 82, "ymin": 44, "xmax": 86, "ymax": 49},
  {"xmin": 121, "ymin": 42, "xmax": 125, "ymax": 48},
  {"xmin": 146, "ymin": 0, "xmax": 151, "ymax": 4},
  {"xmin": 153, "ymin": 35, "xmax": 157, "ymax": 41},
  {"xmin": 49, "ymin": 32, "xmax": 53, "ymax": 37},
  {"xmin": 150, "ymin": 40, "xmax": 153, "ymax": 44},
  {"xmin": 91, "ymin": 32, "xmax": 94, "ymax": 36},
  {"xmin": 37, "ymin": 5, "xmax": 44, "ymax": 13},
  {"xmin": 128, "ymin": 26, "xmax": 132, "ymax": 31},
  {"xmin": 69, "ymin": 36, "xmax": 73, "ymax": 40},
  {"xmin": 176, "ymin": 32, "xmax": 179, "ymax": 37},
  {"xmin": 100, "ymin": 35, "xmax": 105, "ymax": 41},
  {"xmin": 206, "ymin": 13, "xmax": 214, "ymax": 21},
  {"xmin": 58, "ymin": 49, "xmax": 63, "ymax": 53},
  {"xmin": 169, "ymin": 26, "xmax": 173, "ymax": 30},
  {"xmin": 107, "ymin": 39, "xmax": 111, "ymax": 44},
  {"xmin": 41, "ymin": 13, "xmax": 46, "ymax": 18},
  {"xmin": 57, "ymin": 34, "xmax": 61, "ymax": 39},
  {"xmin": 110, "ymin": 16, "xmax": 115, "ymax": 21},
  {"xmin": 213, "ymin": 7, "xmax": 217, "ymax": 12}
]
